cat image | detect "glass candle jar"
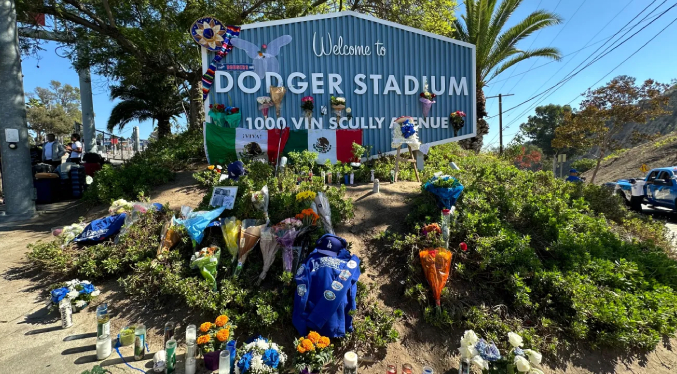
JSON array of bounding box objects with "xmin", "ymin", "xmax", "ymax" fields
[
  {"xmin": 344, "ymin": 351, "xmax": 358, "ymax": 374},
  {"xmin": 165, "ymin": 338, "xmax": 177, "ymax": 373},
  {"xmin": 386, "ymin": 364, "xmax": 397, "ymax": 374},
  {"xmin": 186, "ymin": 324, "xmax": 197, "ymax": 344},
  {"xmin": 185, "ymin": 356, "xmax": 196, "ymax": 374},
  {"xmin": 134, "ymin": 324, "xmax": 146, "ymax": 360},
  {"xmin": 402, "ymin": 364, "xmax": 413, "ymax": 374},
  {"xmin": 96, "ymin": 303, "xmax": 110, "ymax": 337},
  {"xmin": 219, "ymin": 349, "xmax": 231, "ymax": 374},
  {"xmin": 96, "ymin": 334, "xmax": 112, "ymax": 360},
  {"xmin": 164, "ymin": 322, "xmax": 175, "ymax": 347}
]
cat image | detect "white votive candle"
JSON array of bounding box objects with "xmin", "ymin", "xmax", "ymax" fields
[
  {"xmin": 185, "ymin": 356, "xmax": 196, "ymax": 374},
  {"xmin": 96, "ymin": 334, "xmax": 112, "ymax": 360}
]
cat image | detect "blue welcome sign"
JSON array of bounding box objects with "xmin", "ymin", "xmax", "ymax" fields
[{"xmin": 201, "ymin": 11, "xmax": 476, "ymax": 157}]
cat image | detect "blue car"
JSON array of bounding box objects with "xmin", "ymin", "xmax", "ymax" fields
[{"xmin": 613, "ymin": 167, "xmax": 677, "ymax": 212}]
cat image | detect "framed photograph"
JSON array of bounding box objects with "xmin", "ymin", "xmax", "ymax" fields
[{"xmin": 209, "ymin": 186, "xmax": 238, "ymax": 209}]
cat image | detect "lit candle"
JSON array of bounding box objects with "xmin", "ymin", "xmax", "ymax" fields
[{"xmin": 96, "ymin": 334, "xmax": 112, "ymax": 360}]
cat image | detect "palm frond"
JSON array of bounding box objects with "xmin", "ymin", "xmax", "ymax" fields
[
  {"xmin": 107, "ymin": 100, "xmax": 153, "ymax": 131},
  {"xmin": 486, "ymin": 47, "xmax": 561, "ymax": 83}
]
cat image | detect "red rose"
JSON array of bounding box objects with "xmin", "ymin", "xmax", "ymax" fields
[{"xmin": 459, "ymin": 242, "xmax": 468, "ymax": 252}]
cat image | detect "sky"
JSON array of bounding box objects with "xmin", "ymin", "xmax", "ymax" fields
[{"xmin": 19, "ymin": 0, "xmax": 677, "ymax": 142}]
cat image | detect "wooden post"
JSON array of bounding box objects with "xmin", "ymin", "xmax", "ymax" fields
[{"xmin": 393, "ymin": 145, "xmax": 421, "ymax": 183}]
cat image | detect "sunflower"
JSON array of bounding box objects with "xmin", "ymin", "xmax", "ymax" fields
[
  {"xmin": 216, "ymin": 328, "xmax": 230, "ymax": 342},
  {"xmin": 301, "ymin": 338, "xmax": 315, "ymax": 351},
  {"xmin": 307, "ymin": 331, "xmax": 321, "ymax": 344},
  {"xmin": 200, "ymin": 322, "xmax": 212, "ymax": 332},
  {"xmin": 215, "ymin": 315, "xmax": 229, "ymax": 327},
  {"xmin": 197, "ymin": 335, "xmax": 211, "ymax": 345}
]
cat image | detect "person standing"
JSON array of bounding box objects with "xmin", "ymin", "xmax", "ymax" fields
[
  {"xmin": 67, "ymin": 133, "xmax": 84, "ymax": 164},
  {"xmin": 565, "ymin": 169, "xmax": 582, "ymax": 183},
  {"xmin": 42, "ymin": 134, "xmax": 66, "ymax": 169}
]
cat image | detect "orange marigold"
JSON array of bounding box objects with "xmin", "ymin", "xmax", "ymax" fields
[
  {"xmin": 215, "ymin": 315, "xmax": 229, "ymax": 327},
  {"xmin": 307, "ymin": 331, "xmax": 321, "ymax": 344},
  {"xmin": 197, "ymin": 335, "xmax": 211, "ymax": 345},
  {"xmin": 301, "ymin": 339, "xmax": 315, "ymax": 351},
  {"xmin": 316, "ymin": 336, "xmax": 330, "ymax": 348},
  {"xmin": 297, "ymin": 345, "xmax": 306, "ymax": 354},
  {"xmin": 295, "ymin": 214, "xmax": 304, "ymax": 220},
  {"xmin": 216, "ymin": 328, "xmax": 230, "ymax": 342},
  {"xmin": 200, "ymin": 322, "xmax": 212, "ymax": 332}
]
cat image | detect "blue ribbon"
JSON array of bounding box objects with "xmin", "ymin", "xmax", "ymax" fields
[{"xmin": 113, "ymin": 334, "xmax": 150, "ymax": 373}]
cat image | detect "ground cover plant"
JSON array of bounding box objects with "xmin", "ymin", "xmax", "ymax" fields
[{"xmin": 386, "ymin": 142, "xmax": 677, "ymax": 353}]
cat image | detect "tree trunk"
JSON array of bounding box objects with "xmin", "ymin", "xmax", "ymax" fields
[
  {"xmin": 188, "ymin": 72, "xmax": 204, "ymax": 129},
  {"xmin": 590, "ymin": 148, "xmax": 605, "ymax": 184},
  {"xmin": 157, "ymin": 117, "xmax": 172, "ymax": 139},
  {"xmin": 552, "ymin": 151, "xmax": 558, "ymax": 175},
  {"xmin": 460, "ymin": 86, "xmax": 488, "ymax": 152}
]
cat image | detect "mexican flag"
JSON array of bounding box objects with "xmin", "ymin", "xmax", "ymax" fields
[
  {"xmin": 204, "ymin": 123, "xmax": 290, "ymax": 165},
  {"xmin": 204, "ymin": 123, "xmax": 362, "ymax": 165}
]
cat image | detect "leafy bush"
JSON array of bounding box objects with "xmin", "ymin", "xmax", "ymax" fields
[
  {"xmin": 390, "ymin": 143, "xmax": 677, "ymax": 352},
  {"xmin": 570, "ymin": 158, "xmax": 597, "ymax": 173},
  {"xmin": 85, "ymin": 129, "xmax": 204, "ymax": 203}
]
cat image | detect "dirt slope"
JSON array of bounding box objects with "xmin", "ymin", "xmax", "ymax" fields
[{"xmin": 581, "ymin": 131, "xmax": 677, "ymax": 184}]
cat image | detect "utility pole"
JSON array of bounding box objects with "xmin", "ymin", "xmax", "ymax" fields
[
  {"xmin": 486, "ymin": 93, "xmax": 514, "ymax": 155},
  {"xmin": 0, "ymin": 0, "xmax": 36, "ymax": 221}
]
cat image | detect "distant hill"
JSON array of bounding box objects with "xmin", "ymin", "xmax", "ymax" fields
[{"xmin": 582, "ymin": 131, "xmax": 677, "ymax": 184}]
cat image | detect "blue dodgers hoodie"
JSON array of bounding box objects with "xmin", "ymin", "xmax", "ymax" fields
[{"xmin": 292, "ymin": 234, "xmax": 361, "ymax": 338}]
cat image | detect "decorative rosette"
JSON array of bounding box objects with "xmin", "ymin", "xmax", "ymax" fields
[{"xmin": 190, "ymin": 17, "xmax": 227, "ymax": 51}]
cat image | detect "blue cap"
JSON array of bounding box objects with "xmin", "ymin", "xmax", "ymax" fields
[
  {"xmin": 570, "ymin": 169, "xmax": 578, "ymax": 173},
  {"xmin": 228, "ymin": 161, "xmax": 246, "ymax": 181},
  {"xmin": 315, "ymin": 234, "xmax": 347, "ymax": 253}
]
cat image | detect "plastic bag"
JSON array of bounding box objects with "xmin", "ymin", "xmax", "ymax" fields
[
  {"xmin": 190, "ymin": 246, "xmax": 221, "ymax": 290},
  {"xmin": 175, "ymin": 206, "xmax": 227, "ymax": 244},
  {"xmin": 158, "ymin": 218, "xmax": 182, "ymax": 255}
]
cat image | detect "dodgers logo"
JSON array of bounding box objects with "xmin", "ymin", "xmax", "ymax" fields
[
  {"xmin": 324, "ymin": 290, "xmax": 336, "ymax": 300},
  {"xmin": 347, "ymin": 260, "xmax": 357, "ymax": 269},
  {"xmin": 331, "ymin": 281, "xmax": 343, "ymax": 291},
  {"xmin": 297, "ymin": 284, "xmax": 307, "ymax": 297},
  {"xmin": 296, "ymin": 264, "xmax": 305, "ymax": 277}
]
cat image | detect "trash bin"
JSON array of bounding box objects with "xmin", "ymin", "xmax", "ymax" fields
[
  {"xmin": 34, "ymin": 175, "xmax": 61, "ymax": 204},
  {"xmin": 70, "ymin": 165, "xmax": 86, "ymax": 198}
]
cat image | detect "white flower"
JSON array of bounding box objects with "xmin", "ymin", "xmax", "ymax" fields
[
  {"xmin": 251, "ymin": 355, "xmax": 264, "ymax": 372},
  {"xmin": 508, "ymin": 332, "xmax": 524, "ymax": 347},
  {"xmin": 67, "ymin": 290, "xmax": 80, "ymax": 299},
  {"xmin": 65, "ymin": 279, "xmax": 80, "ymax": 287},
  {"xmin": 523, "ymin": 349, "xmax": 542, "ymax": 365},
  {"xmin": 256, "ymin": 339, "xmax": 269, "ymax": 350},
  {"xmin": 81, "ymin": 280, "xmax": 91, "ymax": 284},
  {"xmin": 216, "ymin": 165, "xmax": 223, "ymax": 170},
  {"xmin": 278, "ymin": 352, "xmax": 287, "ymax": 364},
  {"xmin": 460, "ymin": 330, "xmax": 479, "ymax": 346},
  {"xmin": 75, "ymin": 300, "xmax": 87, "ymax": 308},
  {"xmin": 458, "ymin": 345, "xmax": 478, "ymax": 359},
  {"xmin": 529, "ymin": 369, "xmax": 545, "ymax": 374},
  {"xmin": 91, "ymin": 290, "xmax": 100, "ymax": 297},
  {"xmin": 346, "ymin": 107, "xmax": 352, "ymax": 114},
  {"xmin": 471, "ymin": 355, "xmax": 489, "ymax": 370},
  {"xmin": 514, "ymin": 355, "xmax": 531, "ymax": 372}
]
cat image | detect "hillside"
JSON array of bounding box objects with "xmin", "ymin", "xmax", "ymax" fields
[{"xmin": 582, "ymin": 131, "xmax": 677, "ymax": 183}]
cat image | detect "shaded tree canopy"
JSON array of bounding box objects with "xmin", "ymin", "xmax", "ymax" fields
[
  {"xmin": 25, "ymin": 80, "xmax": 81, "ymax": 139},
  {"xmin": 518, "ymin": 104, "xmax": 570, "ymax": 157}
]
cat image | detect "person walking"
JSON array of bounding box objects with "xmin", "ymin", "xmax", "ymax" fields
[
  {"xmin": 42, "ymin": 134, "xmax": 66, "ymax": 169},
  {"xmin": 67, "ymin": 133, "xmax": 84, "ymax": 164}
]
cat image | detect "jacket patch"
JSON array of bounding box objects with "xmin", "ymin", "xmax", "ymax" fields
[
  {"xmin": 331, "ymin": 281, "xmax": 343, "ymax": 291},
  {"xmin": 297, "ymin": 284, "xmax": 307, "ymax": 297},
  {"xmin": 324, "ymin": 290, "xmax": 336, "ymax": 300},
  {"xmin": 339, "ymin": 270, "xmax": 351, "ymax": 281},
  {"xmin": 347, "ymin": 260, "xmax": 357, "ymax": 269},
  {"xmin": 296, "ymin": 264, "xmax": 305, "ymax": 277}
]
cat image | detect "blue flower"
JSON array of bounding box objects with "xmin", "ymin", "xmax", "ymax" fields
[
  {"xmin": 476, "ymin": 339, "xmax": 501, "ymax": 362},
  {"xmin": 238, "ymin": 352, "xmax": 253, "ymax": 373},
  {"xmin": 80, "ymin": 283, "xmax": 95, "ymax": 295},
  {"xmin": 50, "ymin": 287, "xmax": 69, "ymax": 304},
  {"xmin": 400, "ymin": 120, "xmax": 416, "ymax": 138},
  {"xmin": 514, "ymin": 347, "xmax": 525, "ymax": 356},
  {"xmin": 263, "ymin": 348, "xmax": 280, "ymax": 368}
]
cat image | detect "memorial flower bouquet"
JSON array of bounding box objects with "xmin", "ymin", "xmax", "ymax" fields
[
  {"xmin": 221, "ymin": 216, "xmax": 241, "ymax": 262},
  {"xmin": 295, "ymin": 190, "xmax": 316, "ymax": 208},
  {"xmin": 330, "ymin": 96, "xmax": 345, "ymax": 118},
  {"xmin": 391, "ymin": 116, "xmax": 420, "ymax": 150},
  {"xmin": 196, "ymin": 314, "xmax": 235, "ymax": 354},
  {"xmin": 294, "ymin": 331, "xmax": 333, "ymax": 374},
  {"xmin": 237, "ymin": 336, "xmax": 287, "ymax": 374},
  {"xmin": 273, "ymin": 218, "xmax": 302, "ymax": 276},
  {"xmin": 48, "ymin": 279, "xmax": 100, "ymax": 312},
  {"xmin": 109, "ymin": 199, "xmax": 134, "ymax": 215},
  {"xmin": 252, "ymin": 185, "xmax": 270, "ymax": 224},
  {"xmin": 419, "ymin": 84, "xmax": 437, "ymax": 117},
  {"xmin": 301, "ymin": 96, "xmax": 314, "ymax": 118},
  {"xmin": 270, "ymin": 86, "xmax": 287, "ymax": 117},
  {"xmin": 457, "ymin": 330, "xmax": 544, "ymax": 374},
  {"xmin": 190, "ymin": 245, "xmax": 221, "ymax": 290},
  {"xmin": 296, "ymin": 208, "xmax": 320, "ymax": 227},
  {"xmin": 450, "ymin": 110, "xmax": 466, "ymax": 136},
  {"xmin": 257, "ymin": 96, "xmax": 274, "ymax": 118},
  {"xmin": 52, "ymin": 222, "xmax": 87, "ymax": 245}
]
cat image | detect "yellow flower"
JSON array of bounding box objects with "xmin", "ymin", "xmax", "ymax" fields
[
  {"xmin": 208, "ymin": 165, "xmax": 215, "ymax": 170},
  {"xmin": 316, "ymin": 336, "xmax": 330, "ymax": 349},
  {"xmin": 197, "ymin": 335, "xmax": 211, "ymax": 345},
  {"xmin": 301, "ymin": 339, "xmax": 315, "ymax": 351},
  {"xmin": 297, "ymin": 345, "xmax": 306, "ymax": 354},
  {"xmin": 216, "ymin": 328, "xmax": 230, "ymax": 342},
  {"xmin": 215, "ymin": 315, "xmax": 229, "ymax": 327},
  {"xmin": 200, "ymin": 322, "xmax": 212, "ymax": 332},
  {"xmin": 307, "ymin": 331, "xmax": 321, "ymax": 344}
]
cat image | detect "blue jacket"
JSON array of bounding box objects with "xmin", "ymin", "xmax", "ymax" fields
[
  {"xmin": 292, "ymin": 235, "xmax": 360, "ymax": 338},
  {"xmin": 566, "ymin": 175, "xmax": 582, "ymax": 182},
  {"xmin": 73, "ymin": 214, "xmax": 127, "ymax": 243}
]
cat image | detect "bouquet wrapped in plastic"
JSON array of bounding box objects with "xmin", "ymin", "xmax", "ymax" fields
[
  {"xmin": 419, "ymin": 84, "xmax": 436, "ymax": 117},
  {"xmin": 314, "ymin": 192, "xmax": 334, "ymax": 234},
  {"xmin": 273, "ymin": 218, "xmax": 302, "ymax": 275},
  {"xmin": 52, "ymin": 223, "xmax": 87, "ymax": 245},
  {"xmin": 190, "ymin": 246, "xmax": 221, "ymax": 290},
  {"xmin": 270, "ymin": 86, "xmax": 287, "ymax": 117},
  {"xmin": 391, "ymin": 116, "xmax": 420, "ymax": 151},
  {"xmin": 450, "ymin": 110, "xmax": 467, "ymax": 136},
  {"xmin": 423, "ymin": 175, "xmax": 464, "ymax": 210},
  {"xmin": 257, "ymin": 226, "xmax": 279, "ymax": 285},
  {"xmin": 257, "ymin": 96, "xmax": 273, "ymax": 118},
  {"xmin": 220, "ymin": 217, "xmax": 241, "ymax": 262},
  {"xmin": 252, "ymin": 185, "xmax": 270, "ymax": 224},
  {"xmin": 234, "ymin": 219, "xmax": 263, "ymax": 277},
  {"xmin": 419, "ymin": 247, "xmax": 452, "ymax": 312},
  {"xmin": 175, "ymin": 206, "xmax": 227, "ymax": 245}
]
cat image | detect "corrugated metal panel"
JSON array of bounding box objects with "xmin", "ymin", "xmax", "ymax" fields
[{"xmin": 205, "ymin": 12, "xmax": 476, "ymax": 157}]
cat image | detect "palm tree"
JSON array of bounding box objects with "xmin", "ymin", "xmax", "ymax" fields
[
  {"xmin": 108, "ymin": 75, "xmax": 188, "ymax": 139},
  {"xmin": 453, "ymin": 0, "xmax": 563, "ymax": 152}
]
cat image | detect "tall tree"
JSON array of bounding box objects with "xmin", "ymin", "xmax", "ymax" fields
[
  {"xmin": 25, "ymin": 81, "xmax": 81, "ymax": 140},
  {"xmin": 17, "ymin": 0, "xmax": 458, "ymax": 130},
  {"xmin": 108, "ymin": 74, "xmax": 188, "ymax": 139},
  {"xmin": 553, "ymin": 75, "xmax": 670, "ymax": 184},
  {"xmin": 451, "ymin": 0, "xmax": 562, "ymax": 152},
  {"xmin": 518, "ymin": 104, "xmax": 571, "ymax": 173}
]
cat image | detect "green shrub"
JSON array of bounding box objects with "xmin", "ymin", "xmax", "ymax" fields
[{"xmin": 570, "ymin": 158, "xmax": 597, "ymax": 173}]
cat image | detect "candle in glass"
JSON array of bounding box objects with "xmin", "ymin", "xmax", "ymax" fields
[
  {"xmin": 386, "ymin": 364, "xmax": 397, "ymax": 374},
  {"xmin": 96, "ymin": 334, "xmax": 111, "ymax": 360},
  {"xmin": 402, "ymin": 364, "xmax": 413, "ymax": 374},
  {"xmin": 219, "ymin": 349, "xmax": 231, "ymax": 374},
  {"xmin": 166, "ymin": 338, "xmax": 177, "ymax": 373},
  {"xmin": 185, "ymin": 356, "xmax": 196, "ymax": 374},
  {"xmin": 186, "ymin": 324, "xmax": 196, "ymax": 344}
]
